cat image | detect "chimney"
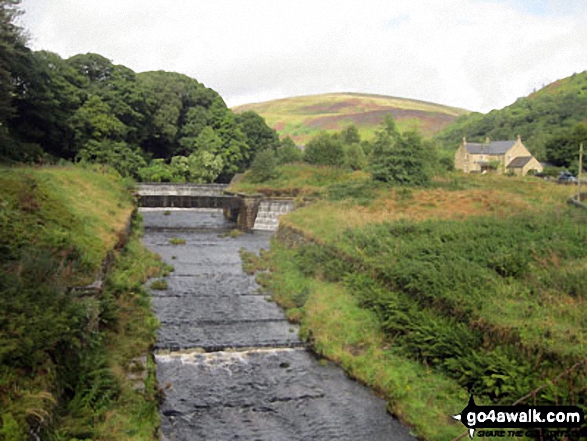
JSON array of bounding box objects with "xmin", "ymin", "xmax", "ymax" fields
[
  {"xmin": 462, "ymin": 136, "xmax": 466, "ymax": 145},
  {"xmin": 485, "ymin": 137, "xmax": 490, "ymax": 144},
  {"xmin": 517, "ymin": 134, "xmax": 521, "ymax": 142}
]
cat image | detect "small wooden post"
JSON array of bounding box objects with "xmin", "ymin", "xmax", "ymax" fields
[{"xmin": 578, "ymin": 143, "xmax": 583, "ymax": 202}]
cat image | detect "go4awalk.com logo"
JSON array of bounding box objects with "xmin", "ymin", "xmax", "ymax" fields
[{"xmin": 453, "ymin": 396, "xmax": 585, "ymax": 439}]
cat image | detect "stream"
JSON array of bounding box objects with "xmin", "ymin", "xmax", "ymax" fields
[{"xmin": 141, "ymin": 208, "xmax": 415, "ymax": 441}]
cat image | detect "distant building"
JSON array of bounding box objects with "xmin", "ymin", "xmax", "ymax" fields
[{"xmin": 454, "ymin": 135, "xmax": 543, "ymax": 176}]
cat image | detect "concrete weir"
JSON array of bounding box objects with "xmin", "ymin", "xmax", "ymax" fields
[{"xmin": 142, "ymin": 209, "xmax": 415, "ymax": 441}]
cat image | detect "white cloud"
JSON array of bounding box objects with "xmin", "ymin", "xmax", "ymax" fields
[{"xmin": 20, "ymin": 0, "xmax": 587, "ymax": 112}]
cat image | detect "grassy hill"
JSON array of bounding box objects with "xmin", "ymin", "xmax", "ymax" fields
[
  {"xmin": 434, "ymin": 70, "xmax": 587, "ymax": 159},
  {"xmin": 232, "ymin": 93, "xmax": 469, "ymax": 145}
]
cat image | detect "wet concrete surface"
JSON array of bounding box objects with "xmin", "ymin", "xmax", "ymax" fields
[{"xmin": 141, "ymin": 209, "xmax": 416, "ymax": 441}]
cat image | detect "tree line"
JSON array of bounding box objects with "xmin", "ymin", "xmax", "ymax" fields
[
  {"xmin": 248, "ymin": 115, "xmax": 451, "ymax": 187},
  {"xmin": 0, "ymin": 1, "xmax": 283, "ymax": 182}
]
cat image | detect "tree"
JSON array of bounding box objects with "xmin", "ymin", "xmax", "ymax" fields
[
  {"xmin": 545, "ymin": 123, "xmax": 587, "ymax": 170},
  {"xmin": 0, "ymin": 0, "xmax": 25, "ymax": 125},
  {"xmin": 304, "ymin": 132, "xmax": 345, "ymax": 166},
  {"xmin": 235, "ymin": 110, "xmax": 280, "ymax": 153},
  {"xmin": 76, "ymin": 139, "xmax": 146, "ymax": 178},
  {"xmin": 137, "ymin": 159, "xmax": 175, "ymax": 182},
  {"xmin": 9, "ymin": 51, "xmax": 84, "ymax": 158},
  {"xmin": 368, "ymin": 117, "xmax": 433, "ymax": 186},
  {"xmin": 276, "ymin": 137, "xmax": 303, "ymax": 164},
  {"xmin": 186, "ymin": 150, "xmax": 224, "ymax": 183},
  {"xmin": 248, "ymin": 150, "xmax": 279, "ymax": 183},
  {"xmin": 340, "ymin": 124, "xmax": 361, "ymax": 145},
  {"xmin": 70, "ymin": 95, "xmax": 127, "ymax": 145},
  {"xmin": 344, "ymin": 142, "xmax": 367, "ymax": 170}
]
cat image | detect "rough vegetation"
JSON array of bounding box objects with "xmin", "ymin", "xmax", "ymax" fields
[
  {"xmin": 241, "ymin": 149, "xmax": 586, "ymax": 439},
  {"xmin": 0, "ymin": 166, "xmax": 166, "ymax": 439}
]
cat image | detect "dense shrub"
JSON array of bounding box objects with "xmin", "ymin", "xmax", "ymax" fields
[
  {"xmin": 248, "ymin": 149, "xmax": 279, "ymax": 183},
  {"xmin": 286, "ymin": 208, "xmax": 587, "ymax": 408},
  {"xmin": 367, "ymin": 117, "xmax": 437, "ymax": 186},
  {"xmin": 304, "ymin": 133, "xmax": 345, "ymax": 166},
  {"xmin": 276, "ymin": 137, "xmax": 303, "ymax": 164}
]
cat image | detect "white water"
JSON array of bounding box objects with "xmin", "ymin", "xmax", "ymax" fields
[{"xmin": 253, "ymin": 200, "xmax": 295, "ymax": 231}]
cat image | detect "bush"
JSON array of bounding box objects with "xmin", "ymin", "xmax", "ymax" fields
[
  {"xmin": 344, "ymin": 143, "xmax": 367, "ymax": 170},
  {"xmin": 304, "ymin": 133, "xmax": 345, "ymax": 166},
  {"xmin": 368, "ymin": 130, "xmax": 432, "ymax": 186},
  {"xmin": 248, "ymin": 150, "xmax": 279, "ymax": 183},
  {"xmin": 276, "ymin": 137, "xmax": 303, "ymax": 164},
  {"xmin": 76, "ymin": 140, "xmax": 147, "ymax": 178}
]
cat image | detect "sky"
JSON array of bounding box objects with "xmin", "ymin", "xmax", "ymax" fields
[{"xmin": 18, "ymin": 0, "xmax": 587, "ymax": 113}]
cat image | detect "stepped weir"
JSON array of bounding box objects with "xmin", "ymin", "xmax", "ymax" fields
[{"xmin": 252, "ymin": 199, "xmax": 295, "ymax": 231}]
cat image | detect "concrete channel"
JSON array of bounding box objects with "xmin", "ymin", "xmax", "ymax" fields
[{"xmin": 141, "ymin": 208, "xmax": 416, "ymax": 441}]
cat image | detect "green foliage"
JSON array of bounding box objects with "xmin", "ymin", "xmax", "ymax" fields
[
  {"xmin": 0, "ymin": 167, "xmax": 163, "ymax": 438},
  {"xmin": 304, "ymin": 132, "xmax": 345, "ymax": 166},
  {"xmin": 235, "ymin": 110, "xmax": 280, "ymax": 152},
  {"xmin": 340, "ymin": 124, "xmax": 361, "ymax": 145},
  {"xmin": 248, "ymin": 149, "xmax": 279, "ymax": 183},
  {"xmin": 281, "ymin": 210, "xmax": 587, "ymax": 408},
  {"xmin": 1, "ymin": 39, "xmax": 275, "ymax": 182},
  {"xmin": 0, "ymin": 0, "xmax": 25, "ymax": 126},
  {"xmin": 276, "ymin": 137, "xmax": 303, "ymax": 164},
  {"xmin": 545, "ymin": 123, "xmax": 587, "ymax": 171},
  {"xmin": 343, "ymin": 142, "xmax": 367, "ymax": 170},
  {"xmin": 71, "ymin": 95, "xmax": 128, "ymax": 142},
  {"xmin": 137, "ymin": 158, "xmax": 175, "ymax": 182},
  {"xmin": 368, "ymin": 117, "xmax": 435, "ymax": 186},
  {"xmin": 76, "ymin": 139, "xmax": 147, "ymax": 178}
]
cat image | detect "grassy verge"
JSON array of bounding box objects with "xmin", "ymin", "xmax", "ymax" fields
[
  {"xmin": 243, "ymin": 243, "xmax": 467, "ymax": 440},
  {"xmin": 79, "ymin": 218, "xmax": 167, "ymax": 440},
  {"xmin": 0, "ymin": 165, "xmax": 166, "ymax": 440}
]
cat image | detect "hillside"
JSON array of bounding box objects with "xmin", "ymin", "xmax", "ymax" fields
[
  {"xmin": 434, "ymin": 70, "xmax": 587, "ymax": 160},
  {"xmin": 238, "ymin": 165, "xmax": 586, "ymax": 440},
  {"xmin": 232, "ymin": 93, "xmax": 469, "ymax": 145}
]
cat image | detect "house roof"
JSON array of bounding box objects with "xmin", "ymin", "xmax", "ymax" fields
[
  {"xmin": 506, "ymin": 156, "xmax": 533, "ymax": 168},
  {"xmin": 465, "ymin": 140, "xmax": 516, "ymax": 155}
]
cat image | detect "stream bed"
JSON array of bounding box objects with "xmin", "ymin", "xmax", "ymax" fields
[{"xmin": 141, "ymin": 208, "xmax": 415, "ymax": 441}]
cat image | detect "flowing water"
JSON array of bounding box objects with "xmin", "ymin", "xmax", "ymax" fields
[
  {"xmin": 141, "ymin": 208, "xmax": 415, "ymax": 441},
  {"xmin": 253, "ymin": 200, "xmax": 295, "ymax": 231}
]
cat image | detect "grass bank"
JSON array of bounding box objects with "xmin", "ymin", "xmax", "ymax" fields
[
  {"xmin": 241, "ymin": 166, "xmax": 586, "ymax": 440},
  {"xmin": 243, "ymin": 244, "xmax": 467, "ymax": 440},
  {"xmin": 0, "ymin": 165, "xmax": 166, "ymax": 439}
]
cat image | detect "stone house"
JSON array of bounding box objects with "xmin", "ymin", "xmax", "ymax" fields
[{"xmin": 454, "ymin": 135, "xmax": 543, "ymax": 176}]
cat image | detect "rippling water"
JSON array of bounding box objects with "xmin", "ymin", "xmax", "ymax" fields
[{"xmin": 141, "ymin": 208, "xmax": 415, "ymax": 441}]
